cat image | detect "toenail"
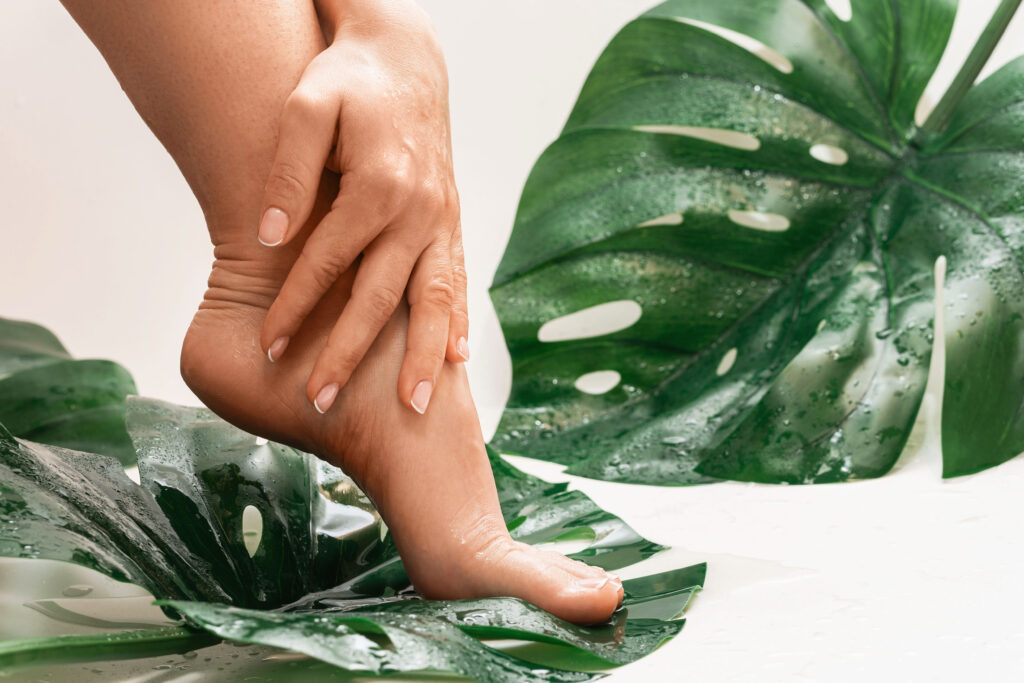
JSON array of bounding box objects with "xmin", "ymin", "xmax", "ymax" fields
[
  {"xmin": 577, "ymin": 576, "xmax": 610, "ymax": 589},
  {"xmin": 314, "ymin": 383, "xmax": 339, "ymax": 414},
  {"xmin": 267, "ymin": 336, "xmax": 289, "ymax": 363},
  {"xmin": 411, "ymin": 380, "xmax": 433, "ymax": 414},
  {"xmin": 456, "ymin": 337, "xmax": 470, "ymax": 361},
  {"xmin": 258, "ymin": 207, "xmax": 288, "ymax": 247}
]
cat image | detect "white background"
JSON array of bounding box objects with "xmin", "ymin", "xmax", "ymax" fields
[{"xmin": 3, "ymin": 1, "xmax": 1024, "ymax": 680}]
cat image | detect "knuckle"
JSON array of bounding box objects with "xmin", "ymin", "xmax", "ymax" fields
[
  {"xmin": 362, "ymin": 285, "xmax": 402, "ymax": 322},
  {"xmin": 332, "ymin": 343, "xmax": 364, "ymax": 377},
  {"xmin": 284, "ymin": 88, "xmax": 330, "ymax": 121},
  {"xmin": 352, "ymin": 166, "xmax": 414, "ymax": 213},
  {"xmin": 442, "ymin": 180, "xmax": 461, "ymax": 216},
  {"xmin": 450, "ymin": 261, "xmax": 468, "ymax": 286},
  {"xmin": 298, "ymin": 249, "xmax": 340, "ymax": 292},
  {"xmin": 419, "ymin": 275, "xmax": 454, "ymax": 308},
  {"xmin": 388, "ymin": 165, "xmax": 417, "ymax": 199},
  {"xmin": 265, "ymin": 162, "xmax": 310, "ymax": 202}
]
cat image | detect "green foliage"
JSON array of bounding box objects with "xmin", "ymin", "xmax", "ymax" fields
[
  {"xmin": 490, "ymin": 0, "xmax": 1024, "ymax": 484},
  {"xmin": 0, "ymin": 318, "xmax": 137, "ymax": 465},
  {"xmin": 0, "ymin": 318, "xmax": 701, "ymax": 680}
]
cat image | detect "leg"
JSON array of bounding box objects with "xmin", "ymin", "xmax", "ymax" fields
[{"xmin": 60, "ymin": 0, "xmax": 622, "ymax": 623}]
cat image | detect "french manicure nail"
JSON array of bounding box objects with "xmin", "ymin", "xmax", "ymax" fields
[
  {"xmin": 411, "ymin": 380, "xmax": 433, "ymax": 414},
  {"xmin": 267, "ymin": 336, "xmax": 290, "ymax": 363},
  {"xmin": 258, "ymin": 207, "xmax": 289, "ymax": 247},
  {"xmin": 456, "ymin": 336, "xmax": 470, "ymax": 361},
  {"xmin": 314, "ymin": 383, "xmax": 339, "ymax": 414}
]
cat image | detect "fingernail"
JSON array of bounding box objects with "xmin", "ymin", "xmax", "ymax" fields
[
  {"xmin": 267, "ymin": 336, "xmax": 289, "ymax": 363},
  {"xmin": 313, "ymin": 383, "xmax": 339, "ymax": 414},
  {"xmin": 456, "ymin": 337, "xmax": 470, "ymax": 361},
  {"xmin": 411, "ymin": 380, "xmax": 433, "ymax": 414},
  {"xmin": 258, "ymin": 207, "xmax": 288, "ymax": 247}
]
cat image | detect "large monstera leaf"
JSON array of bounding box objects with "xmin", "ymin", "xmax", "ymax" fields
[
  {"xmin": 0, "ymin": 318, "xmax": 701, "ymax": 679},
  {"xmin": 490, "ymin": 0, "xmax": 1024, "ymax": 484}
]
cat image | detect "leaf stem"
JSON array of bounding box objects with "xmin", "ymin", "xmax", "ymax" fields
[
  {"xmin": 0, "ymin": 626, "xmax": 219, "ymax": 670},
  {"xmin": 921, "ymin": 0, "xmax": 1023, "ymax": 135}
]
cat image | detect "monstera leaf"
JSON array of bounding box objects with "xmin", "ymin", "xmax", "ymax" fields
[
  {"xmin": 0, "ymin": 318, "xmax": 702, "ymax": 679},
  {"xmin": 0, "ymin": 317, "xmax": 137, "ymax": 465},
  {"xmin": 490, "ymin": 0, "xmax": 1024, "ymax": 484}
]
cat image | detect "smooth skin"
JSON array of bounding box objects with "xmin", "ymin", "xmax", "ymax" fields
[
  {"xmin": 259, "ymin": 0, "xmax": 469, "ymax": 417},
  {"xmin": 60, "ymin": 0, "xmax": 622, "ymax": 624}
]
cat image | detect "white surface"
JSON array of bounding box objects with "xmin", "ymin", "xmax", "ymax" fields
[{"xmin": 3, "ymin": 1, "xmax": 1024, "ymax": 681}]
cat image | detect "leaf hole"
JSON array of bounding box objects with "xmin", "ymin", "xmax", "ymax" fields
[
  {"xmin": 638, "ymin": 211, "xmax": 684, "ymax": 227},
  {"xmin": 123, "ymin": 465, "xmax": 141, "ymax": 485},
  {"xmin": 673, "ymin": 18, "xmax": 794, "ymax": 73},
  {"xmin": 538, "ymin": 300, "xmax": 642, "ymax": 343},
  {"xmin": 824, "ymin": 0, "xmax": 853, "ymax": 22},
  {"xmin": 716, "ymin": 347, "xmax": 738, "ymax": 376},
  {"xmin": 574, "ymin": 370, "xmax": 622, "ymax": 395},
  {"xmin": 242, "ymin": 505, "xmax": 263, "ymax": 558},
  {"xmin": 809, "ymin": 143, "xmax": 849, "ymax": 166},
  {"xmin": 633, "ymin": 125, "xmax": 761, "ymax": 151},
  {"xmin": 728, "ymin": 209, "xmax": 790, "ymax": 232}
]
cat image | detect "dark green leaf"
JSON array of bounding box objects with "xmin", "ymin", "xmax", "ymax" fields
[
  {"xmin": 0, "ymin": 422, "xmax": 227, "ymax": 602},
  {"xmin": 0, "ymin": 317, "xmax": 137, "ymax": 465},
  {"xmin": 0, "ymin": 626, "xmax": 217, "ymax": 672},
  {"xmin": 0, "ymin": 321, "xmax": 696, "ymax": 678},
  {"xmin": 336, "ymin": 565, "xmax": 706, "ymax": 666},
  {"xmin": 165, "ymin": 601, "xmax": 597, "ymax": 682},
  {"xmin": 127, "ymin": 397, "xmax": 387, "ymax": 608},
  {"xmin": 490, "ymin": 0, "xmax": 1024, "ymax": 483}
]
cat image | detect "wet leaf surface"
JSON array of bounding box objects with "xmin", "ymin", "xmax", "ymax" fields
[
  {"xmin": 0, "ymin": 318, "xmax": 700, "ymax": 679},
  {"xmin": 0, "ymin": 318, "xmax": 137, "ymax": 465},
  {"xmin": 490, "ymin": 0, "xmax": 1024, "ymax": 484}
]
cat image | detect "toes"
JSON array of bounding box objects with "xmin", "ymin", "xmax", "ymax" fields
[
  {"xmin": 500, "ymin": 546, "xmax": 623, "ymax": 625},
  {"xmin": 560, "ymin": 556, "xmax": 609, "ymax": 580}
]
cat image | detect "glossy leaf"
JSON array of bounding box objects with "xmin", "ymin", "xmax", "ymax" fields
[
  {"xmin": 338, "ymin": 564, "xmax": 707, "ymax": 666},
  {"xmin": 0, "ymin": 627, "xmax": 217, "ymax": 671},
  {"xmin": 0, "ymin": 317, "xmax": 137, "ymax": 465},
  {"xmin": 0, "ymin": 319, "xmax": 698, "ymax": 679},
  {"xmin": 490, "ymin": 0, "xmax": 1024, "ymax": 483},
  {"xmin": 165, "ymin": 601, "xmax": 597, "ymax": 682}
]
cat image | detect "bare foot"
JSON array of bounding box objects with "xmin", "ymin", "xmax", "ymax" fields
[{"xmin": 179, "ymin": 233, "xmax": 623, "ymax": 625}]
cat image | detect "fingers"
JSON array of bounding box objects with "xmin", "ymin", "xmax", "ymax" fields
[
  {"xmin": 445, "ymin": 220, "xmax": 470, "ymax": 363},
  {"xmin": 306, "ymin": 235, "xmax": 418, "ymax": 412},
  {"xmin": 257, "ymin": 88, "xmax": 338, "ymax": 247},
  {"xmin": 398, "ymin": 237, "xmax": 455, "ymax": 414},
  {"xmin": 260, "ymin": 196, "xmax": 385, "ymax": 357}
]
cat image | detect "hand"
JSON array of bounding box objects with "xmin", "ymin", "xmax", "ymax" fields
[{"xmin": 257, "ymin": 0, "xmax": 468, "ymax": 416}]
